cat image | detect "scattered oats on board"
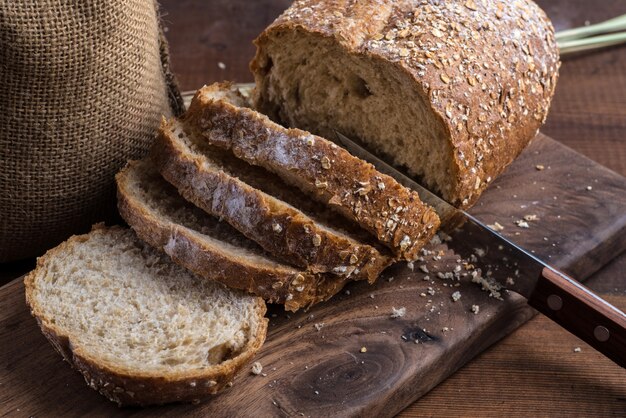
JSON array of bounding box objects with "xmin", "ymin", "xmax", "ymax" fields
[
  {"xmin": 217, "ymin": 62, "xmax": 226, "ymax": 70},
  {"xmin": 420, "ymin": 265, "xmax": 429, "ymax": 273},
  {"xmin": 391, "ymin": 306, "xmax": 406, "ymax": 318},
  {"xmin": 471, "ymin": 304, "xmax": 480, "ymax": 314},
  {"xmin": 251, "ymin": 362, "xmax": 263, "ymax": 375},
  {"xmin": 451, "ymin": 291, "xmax": 462, "ymax": 302}
]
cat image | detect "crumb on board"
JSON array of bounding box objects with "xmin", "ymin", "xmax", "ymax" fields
[
  {"xmin": 574, "ymin": 347, "xmax": 582, "ymax": 353},
  {"xmin": 506, "ymin": 277, "xmax": 515, "ymax": 286},
  {"xmin": 391, "ymin": 306, "xmax": 406, "ymax": 318},
  {"xmin": 420, "ymin": 265, "xmax": 429, "ymax": 273},
  {"xmin": 442, "ymin": 327, "xmax": 449, "ymax": 332},
  {"xmin": 471, "ymin": 272, "xmax": 503, "ymax": 300},
  {"xmin": 515, "ymin": 219, "xmax": 530, "ymax": 228},
  {"xmin": 217, "ymin": 61, "xmax": 226, "ymax": 70},
  {"xmin": 407, "ymin": 261, "xmax": 414, "ymax": 270},
  {"xmin": 524, "ymin": 214, "xmax": 539, "ymax": 222},
  {"xmin": 535, "ymin": 164, "xmax": 545, "ymax": 171},
  {"xmin": 586, "ymin": 186, "xmax": 593, "ymax": 191},
  {"xmin": 251, "ymin": 362, "xmax": 263, "ymax": 375},
  {"xmin": 360, "ymin": 346, "xmax": 367, "ymax": 353},
  {"xmin": 314, "ymin": 323, "xmax": 324, "ymax": 331},
  {"xmin": 471, "ymin": 304, "xmax": 480, "ymax": 314},
  {"xmin": 487, "ymin": 221, "xmax": 505, "ymax": 231},
  {"xmin": 451, "ymin": 291, "xmax": 462, "ymax": 302}
]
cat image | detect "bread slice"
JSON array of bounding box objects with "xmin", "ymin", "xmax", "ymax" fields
[
  {"xmin": 250, "ymin": 0, "xmax": 559, "ymax": 208},
  {"xmin": 184, "ymin": 83, "xmax": 440, "ymax": 261},
  {"xmin": 24, "ymin": 224, "xmax": 268, "ymax": 406},
  {"xmin": 116, "ymin": 158, "xmax": 350, "ymax": 311},
  {"xmin": 152, "ymin": 118, "xmax": 392, "ymax": 281}
]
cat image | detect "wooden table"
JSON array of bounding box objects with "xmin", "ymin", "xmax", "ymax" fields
[{"xmin": 2, "ymin": 0, "xmax": 625, "ymax": 416}]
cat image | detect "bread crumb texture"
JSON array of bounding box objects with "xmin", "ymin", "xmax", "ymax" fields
[
  {"xmin": 253, "ymin": 0, "xmax": 559, "ymax": 208},
  {"xmin": 25, "ymin": 225, "xmax": 267, "ymax": 405}
]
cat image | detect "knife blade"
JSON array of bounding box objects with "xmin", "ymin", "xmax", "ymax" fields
[{"xmin": 335, "ymin": 130, "xmax": 626, "ymax": 368}]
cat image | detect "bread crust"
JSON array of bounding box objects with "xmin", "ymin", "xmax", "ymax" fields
[
  {"xmin": 152, "ymin": 120, "xmax": 392, "ymax": 282},
  {"xmin": 185, "ymin": 83, "xmax": 440, "ymax": 261},
  {"xmin": 251, "ymin": 0, "xmax": 560, "ymax": 208},
  {"xmin": 116, "ymin": 160, "xmax": 351, "ymax": 311},
  {"xmin": 24, "ymin": 224, "xmax": 269, "ymax": 406}
]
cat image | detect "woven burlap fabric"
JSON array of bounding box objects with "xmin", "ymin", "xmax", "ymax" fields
[{"xmin": 0, "ymin": 0, "xmax": 184, "ymax": 261}]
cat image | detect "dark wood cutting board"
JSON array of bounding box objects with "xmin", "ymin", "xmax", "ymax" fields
[{"xmin": 1, "ymin": 133, "xmax": 625, "ymax": 417}]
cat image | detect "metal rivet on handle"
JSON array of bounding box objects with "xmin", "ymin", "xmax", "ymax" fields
[
  {"xmin": 594, "ymin": 326, "xmax": 610, "ymax": 342},
  {"xmin": 547, "ymin": 294, "xmax": 563, "ymax": 311}
]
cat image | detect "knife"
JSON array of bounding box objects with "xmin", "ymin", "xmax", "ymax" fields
[{"xmin": 335, "ymin": 131, "xmax": 626, "ymax": 368}]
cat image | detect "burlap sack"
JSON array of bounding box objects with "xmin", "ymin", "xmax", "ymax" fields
[{"xmin": 0, "ymin": 0, "xmax": 184, "ymax": 261}]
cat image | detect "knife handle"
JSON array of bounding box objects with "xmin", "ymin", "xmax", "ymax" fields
[{"xmin": 528, "ymin": 267, "xmax": 626, "ymax": 368}]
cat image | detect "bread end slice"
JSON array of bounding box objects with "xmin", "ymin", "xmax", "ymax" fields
[{"xmin": 25, "ymin": 224, "xmax": 268, "ymax": 406}]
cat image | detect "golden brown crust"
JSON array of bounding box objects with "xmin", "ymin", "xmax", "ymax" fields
[
  {"xmin": 116, "ymin": 161, "xmax": 351, "ymax": 311},
  {"xmin": 24, "ymin": 224, "xmax": 269, "ymax": 406},
  {"xmin": 185, "ymin": 83, "xmax": 440, "ymax": 261},
  {"xmin": 152, "ymin": 120, "xmax": 392, "ymax": 282},
  {"xmin": 251, "ymin": 0, "xmax": 560, "ymax": 208}
]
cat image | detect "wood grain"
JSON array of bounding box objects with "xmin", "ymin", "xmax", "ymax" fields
[
  {"xmin": 399, "ymin": 295, "xmax": 626, "ymax": 418},
  {"xmin": 1, "ymin": 1, "xmax": 626, "ymax": 416},
  {"xmin": 2, "ymin": 133, "xmax": 626, "ymax": 417}
]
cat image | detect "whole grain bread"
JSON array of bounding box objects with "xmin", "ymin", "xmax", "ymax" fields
[
  {"xmin": 152, "ymin": 118, "xmax": 392, "ymax": 281},
  {"xmin": 24, "ymin": 224, "xmax": 268, "ymax": 406},
  {"xmin": 251, "ymin": 0, "xmax": 560, "ymax": 208},
  {"xmin": 116, "ymin": 159, "xmax": 350, "ymax": 311},
  {"xmin": 184, "ymin": 83, "xmax": 440, "ymax": 261}
]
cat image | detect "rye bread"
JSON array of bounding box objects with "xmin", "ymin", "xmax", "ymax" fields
[
  {"xmin": 24, "ymin": 224, "xmax": 268, "ymax": 406},
  {"xmin": 116, "ymin": 159, "xmax": 350, "ymax": 311},
  {"xmin": 251, "ymin": 0, "xmax": 559, "ymax": 208},
  {"xmin": 152, "ymin": 118, "xmax": 392, "ymax": 281},
  {"xmin": 184, "ymin": 82, "xmax": 440, "ymax": 261}
]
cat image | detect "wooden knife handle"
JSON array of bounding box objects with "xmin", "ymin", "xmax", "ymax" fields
[{"xmin": 528, "ymin": 267, "xmax": 626, "ymax": 368}]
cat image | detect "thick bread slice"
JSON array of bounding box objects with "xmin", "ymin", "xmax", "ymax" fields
[
  {"xmin": 184, "ymin": 82, "xmax": 440, "ymax": 261},
  {"xmin": 152, "ymin": 118, "xmax": 392, "ymax": 281},
  {"xmin": 251, "ymin": 0, "xmax": 559, "ymax": 208},
  {"xmin": 24, "ymin": 224, "xmax": 268, "ymax": 406},
  {"xmin": 117, "ymin": 159, "xmax": 349, "ymax": 311}
]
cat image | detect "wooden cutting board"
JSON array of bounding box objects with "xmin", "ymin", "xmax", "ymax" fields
[{"xmin": 1, "ymin": 133, "xmax": 625, "ymax": 417}]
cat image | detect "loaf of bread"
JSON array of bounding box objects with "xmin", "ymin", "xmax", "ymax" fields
[
  {"xmin": 116, "ymin": 158, "xmax": 352, "ymax": 311},
  {"xmin": 251, "ymin": 0, "xmax": 560, "ymax": 208},
  {"xmin": 24, "ymin": 224, "xmax": 267, "ymax": 406},
  {"xmin": 184, "ymin": 83, "xmax": 440, "ymax": 261},
  {"xmin": 152, "ymin": 118, "xmax": 392, "ymax": 282}
]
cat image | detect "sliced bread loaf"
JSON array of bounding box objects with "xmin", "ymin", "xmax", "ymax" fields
[
  {"xmin": 117, "ymin": 159, "xmax": 350, "ymax": 311},
  {"xmin": 24, "ymin": 224, "xmax": 268, "ymax": 406},
  {"xmin": 251, "ymin": 0, "xmax": 559, "ymax": 208},
  {"xmin": 184, "ymin": 83, "xmax": 440, "ymax": 261},
  {"xmin": 152, "ymin": 118, "xmax": 392, "ymax": 281}
]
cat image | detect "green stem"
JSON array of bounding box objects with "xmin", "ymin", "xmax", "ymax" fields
[{"xmin": 555, "ymin": 14, "xmax": 626, "ymax": 42}]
